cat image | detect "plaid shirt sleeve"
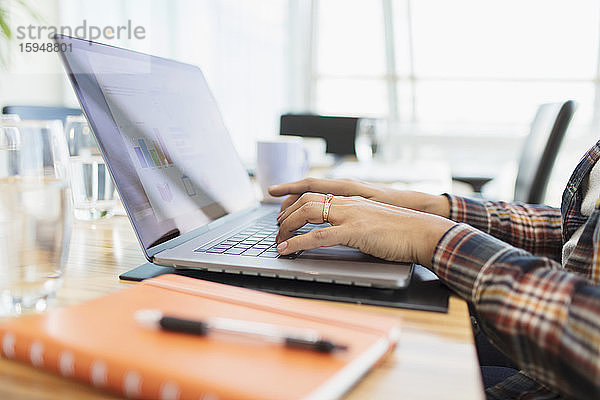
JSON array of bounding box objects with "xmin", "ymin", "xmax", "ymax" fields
[
  {"xmin": 432, "ymin": 223, "xmax": 600, "ymax": 400},
  {"xmin": 444, "ymin": 194, "xmax": 563, "ymax": 262}
]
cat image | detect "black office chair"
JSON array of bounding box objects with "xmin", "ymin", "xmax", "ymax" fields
[
  {"xmin": 454, "ymin": 100, "xmax": 576, "ymax": 204},
  {"xmin": 280, "ymin": 114, "xmax": 359, "ymax": 156},
  {"xmin": 513, "ymin": 100, "xmax": 575, "ymax": 203},
  {"xmin": 2, "ymin": 105, "xmax": 82, "ymax": 124}
]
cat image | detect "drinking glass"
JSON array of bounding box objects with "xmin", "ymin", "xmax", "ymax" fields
[
  {"xmin": 65, "ymin": 115, "xmax": 117, "ymax": 220},
  {"xmin": 0, "ymin": 119, "xmax": 72, "ymax": 316},
  {"xmin": 355, "ymin": 118, "xmax": 389, "ymax": 162}
]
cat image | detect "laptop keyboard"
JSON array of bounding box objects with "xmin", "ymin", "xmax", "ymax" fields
[{"xmin": 194, "ymin": 213, "xmax": 319, "ymax": 258}]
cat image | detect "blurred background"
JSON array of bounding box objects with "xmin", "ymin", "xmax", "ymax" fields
[{"xmin": 2, "ymin": 0, "xmax": 600, "ymax": 206}]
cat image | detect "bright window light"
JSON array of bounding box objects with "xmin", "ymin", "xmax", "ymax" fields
[
  {"xmin": 409, "ymin": 0, "xmax": 599, "ymax": 80},
  {"xmin": 314, "ymin": 0, "xmax": 600, "ymax": 129},
  {"xmin": 316, "ymin": 0, "xmax": 386, "ymax": 77}
]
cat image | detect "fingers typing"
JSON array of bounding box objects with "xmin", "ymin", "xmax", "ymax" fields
[
  {"xmin": 277, "ymin": 226, "xmax": 347, "ymax": 255},
  {"xmin": 277, "ymin": 200, "xmax": 326, "ymax": 241},
  {"xmin": 277, "ymin": 192, "xmax": 325, "ymax": 224},
  {"xmin": 269, "ymin": 178, "xmax": 361, "ymax": 198},
  {"xmin": 280, "ymin": 194, "xmax": 300, "ymax": 212}
]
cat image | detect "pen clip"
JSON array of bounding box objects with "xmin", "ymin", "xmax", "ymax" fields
[{"xmin": 285, "ymin": 337, "xmax": 348, "ymax": 353}]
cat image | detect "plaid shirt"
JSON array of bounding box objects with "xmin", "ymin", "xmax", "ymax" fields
[{"xmin": 432, "ymin": 140, "xmax": 600, "ymax": 399}]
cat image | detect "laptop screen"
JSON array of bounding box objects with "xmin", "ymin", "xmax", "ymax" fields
[{"xmin": 56, "ymin": 35, "xmax": 257, "ymax": 253}]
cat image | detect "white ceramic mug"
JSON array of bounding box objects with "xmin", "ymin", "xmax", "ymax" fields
[{"xmin": 256, "ymin": 137, "xmax": 309, "ymax": 202}]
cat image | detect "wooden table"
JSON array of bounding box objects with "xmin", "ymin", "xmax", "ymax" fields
[{"xmin": 0, "ymin": 216, "xmax": 485, "ymax": 400}]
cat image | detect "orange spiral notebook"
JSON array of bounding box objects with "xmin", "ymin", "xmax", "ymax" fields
[{"xmin": 0, "ymin": 274, "xmax": 401, "ymax": 400}]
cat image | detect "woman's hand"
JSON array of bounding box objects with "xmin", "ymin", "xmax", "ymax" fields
[
  {"xmin": 275, "ymin": 192, "xmax": 456, "ymax": 267},
  {"xmin": 268, "ymin": 177, "xmax": 451, "ymax": 218}
]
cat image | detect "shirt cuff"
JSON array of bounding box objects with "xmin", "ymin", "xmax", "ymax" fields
[
  {"xmin": 431, "ymin": 223, "xmax": 515, "ymax": 302},
  {"xmin": 443, "ymin": 194, "xmax": 492, "ymax": 234}
]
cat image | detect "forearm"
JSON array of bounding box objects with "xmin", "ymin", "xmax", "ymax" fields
[
  {"xmin": 432, "ymin": 224, "xmax": 600, "ymax": 400},
  {"xmin": 376, "ymin": 189, "xmax": 451, "ymax": 218}
]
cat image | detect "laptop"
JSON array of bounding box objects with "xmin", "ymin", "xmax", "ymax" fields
[{"xmin": 55, "ymin": 35, "xmax": 413, "ymax": 289}]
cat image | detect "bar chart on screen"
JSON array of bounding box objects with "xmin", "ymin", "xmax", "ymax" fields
[
  {"xmin": 153, "ymin": 128, "xmax": 173, "ymax": 164},
  {"xmin": 87, "ymin": 49, "xmax": 255, "ymax": 224},
  {"xmin": 133, "ymin": 136, "xmax": 173, "ymax": 169}
]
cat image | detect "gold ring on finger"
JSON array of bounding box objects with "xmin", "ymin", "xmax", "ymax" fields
[{"xmin": 322, "ymin": 193, "xmax": 334, "ymax": 223}]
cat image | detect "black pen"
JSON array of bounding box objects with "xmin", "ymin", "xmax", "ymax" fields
[{"xmin": 134, "ymin": 309, "xmax": 348, "ymax": 353}]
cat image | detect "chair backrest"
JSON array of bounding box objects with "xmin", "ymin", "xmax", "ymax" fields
[
  {"xmin": 514, "ymin": 100, "xmax": 576, "ymax": 204},
  {"xmin": 2, "ymin": 105, "xmax": 82, "ymax": 125},
  {"xmin": 280, "ymin": 114, "xmax": 359, "ymax": 156}
]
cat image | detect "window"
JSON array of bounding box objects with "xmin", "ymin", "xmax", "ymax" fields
[
  {"xmin": 312, "ymin": 0, "xmax": 600, "ymax": 129},
  {"xmin": 314, "ymin": 0, "xmax": 388, "ymax": 116}
]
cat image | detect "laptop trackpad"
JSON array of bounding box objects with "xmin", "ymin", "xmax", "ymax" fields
[{"xmin": 297, "ymin": 245, "xmax": 389, "ymax": 263}]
